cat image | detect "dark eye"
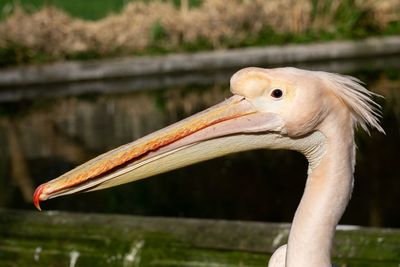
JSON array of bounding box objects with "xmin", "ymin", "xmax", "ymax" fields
[{"xmin": 271, "ymin": 89, "xmax": 283, "ymax": 98}]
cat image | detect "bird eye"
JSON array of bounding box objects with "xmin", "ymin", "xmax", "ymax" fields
[{"xmin": 271, "ymin": 89, "xmax": 283, "ymax": 99}]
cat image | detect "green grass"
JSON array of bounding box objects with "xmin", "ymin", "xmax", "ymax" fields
[
  {"xmin": 0, "ymin": 0, "xmax": 202, "ymax": 20},
  {"xmin": 0, "ymin": 0, "xmax": 131, "ymax": 21}
]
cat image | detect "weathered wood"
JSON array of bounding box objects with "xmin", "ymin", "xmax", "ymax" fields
[
  {"xmin": 0, "ymin": 209, "xmax": 399, "ymax": 266},
  {"xmin": 1, "ymin": 54, "xmax": 400, "ymax": 103}
]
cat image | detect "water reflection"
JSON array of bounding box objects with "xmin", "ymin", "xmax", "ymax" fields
[{"xmin": 0, "ymin": 67, "xmax": 399, "ymax": 228}]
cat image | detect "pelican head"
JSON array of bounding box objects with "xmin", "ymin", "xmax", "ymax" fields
[{"xmin": 33, "ymin": 67, "xmax": 383, "ymax": 210}]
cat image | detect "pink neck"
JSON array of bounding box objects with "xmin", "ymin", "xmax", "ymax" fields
[{"xmin": 286, "ymin": 115, "xmax": 355, "ymax": 267}]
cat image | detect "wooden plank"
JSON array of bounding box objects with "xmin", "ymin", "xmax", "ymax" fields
[
  {"xmin": 0, "ymin": 36, "xmax": 400, "ymax": 88},
  {"xmin": 0, "ymin": 209, "xmax": 399, "ymax": 266}
]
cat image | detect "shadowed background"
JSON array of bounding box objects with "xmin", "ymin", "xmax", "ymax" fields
[{"xmin": 0, "ymin": 0, "xmax": 399, "ymax": 228}]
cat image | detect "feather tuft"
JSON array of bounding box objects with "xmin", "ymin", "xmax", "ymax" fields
[{"xmin": 315, "ymin": 71, "xmax": 385, "ymax": 134}]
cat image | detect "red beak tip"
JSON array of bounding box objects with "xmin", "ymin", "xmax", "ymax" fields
[{"xmin": 33, "ymin": 184, "xmax": 45, "ymax": 211}]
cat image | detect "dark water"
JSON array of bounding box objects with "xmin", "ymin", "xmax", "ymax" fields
[{"xmin": 0, "ymin": 62, "xmax": 399, "ymax": 228}]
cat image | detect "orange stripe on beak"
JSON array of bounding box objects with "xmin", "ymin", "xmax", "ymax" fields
[{"xmin": 33, "ymin": 95, "xmax": 257, "ymax": 210}]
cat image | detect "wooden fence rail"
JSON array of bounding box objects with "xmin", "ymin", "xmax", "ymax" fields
[{"xmin": 0, "ymin": 209, "xmax": 399, "ymax": 266}]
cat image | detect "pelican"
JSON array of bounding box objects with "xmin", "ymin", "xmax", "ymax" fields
[{"xmin": 33, "ymin": 67, "xmax": 383, "ymax": 267}]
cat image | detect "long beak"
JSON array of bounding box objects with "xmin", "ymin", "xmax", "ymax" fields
[{"xmin": 33, "ymin": 95, "xmax": 283, "ymax": 210}]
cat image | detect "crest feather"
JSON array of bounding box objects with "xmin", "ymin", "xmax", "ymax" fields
[{"xmin": 316, "ymin": 71, "xmax": 384, "ymax": 134}]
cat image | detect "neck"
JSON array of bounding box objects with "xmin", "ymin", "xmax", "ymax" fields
[{"xmin": 286, "ymin": 114, "xmax": 355, "ymax": 267}]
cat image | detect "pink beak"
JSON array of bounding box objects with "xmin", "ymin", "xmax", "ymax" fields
[{"xmin": 34, "ymin": 94, "xmax": 283, "ymax": 210}]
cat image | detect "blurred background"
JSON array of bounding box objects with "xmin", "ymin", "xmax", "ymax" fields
[{"xmin": 0, "ymin": 0, "xmax": 399, "ymax": 228}]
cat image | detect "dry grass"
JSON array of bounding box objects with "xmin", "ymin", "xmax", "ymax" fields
[
  {"xmin": 0, "ymin": 0, "xmax": 398, "ymax": 62},
  {"xmin": 357, "ymin": 0, "xmax": 400, "ymax": 28}
]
